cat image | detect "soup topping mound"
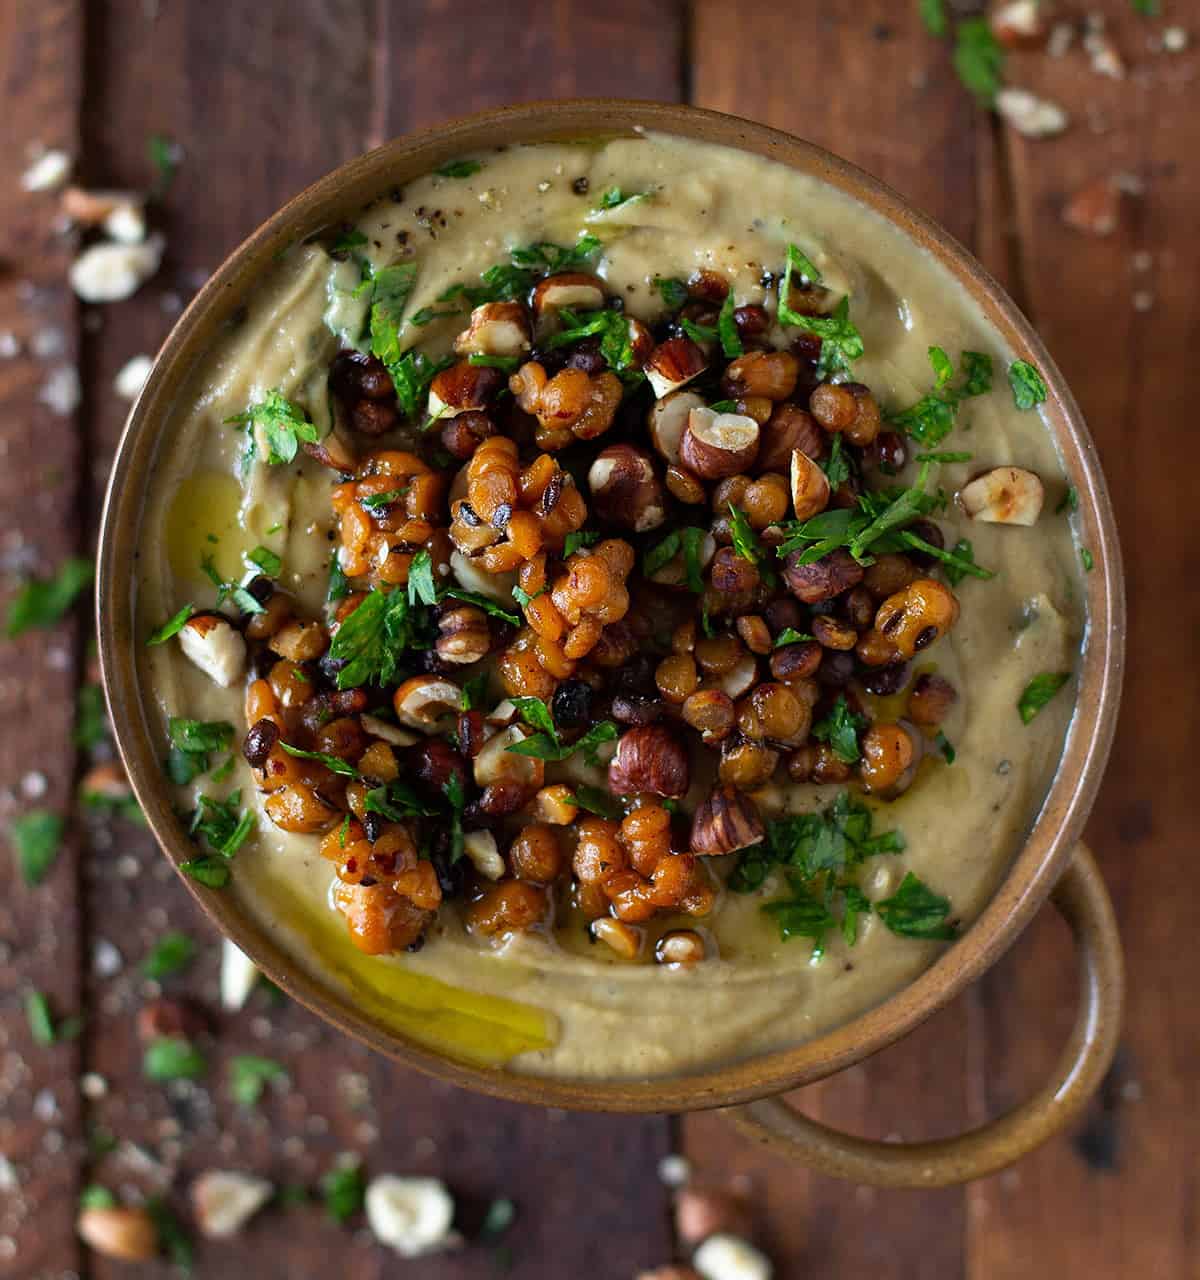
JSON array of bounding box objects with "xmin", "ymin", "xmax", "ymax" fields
[{"xmin": 159, "ymin": 221, "xmax": 1069, "ymax": 967}]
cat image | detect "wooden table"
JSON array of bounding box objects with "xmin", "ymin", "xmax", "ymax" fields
[{"xmin": 1, "ymin": 2, "xmax": 1193, "ymax": 1275}]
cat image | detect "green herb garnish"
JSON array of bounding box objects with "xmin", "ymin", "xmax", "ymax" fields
[
  {"xmin": 780, "ymin": 295, "xmax": 864, "ymax": 379},
  {"xmin": 953, "ymin": 16, "xmax": 1006, "ymax": 106},
  {"xmin": 652, "ymin": 276, "xmax": 689, "ymax": 309},
  {"xmin": 143, "ymin": 1036, "xmax": 207, "ymax": 1082},
  {"xmin": 226, "ymin": 390, "xmax": 320, "ymax": 465},
  {"xmin": 142, "ymin": 931, "xmax": 196, "ymax": 980},
  {"xmin": 330, "ymin": 227, "xmax": 368, "ymax": 254},
  {"xmin": 563, "ymin": 529, "xmax": 600, "ymax": 557},
  {"xmin": 1008, "ymin": 359, "xmax": 1048, "ymax": 410},
  {"xmin": 811, "ymin": 694, "xmax": 867, "ymax": 763},
  {"xmin": 229, "ymin": 1054, "xmax": 287, "ymax": 1105},
  {"xmin": 321, "ymin": 1161, "xmax": 366, "ymax": 1224},
  {"xmin": 936, "ymin": 731, "xmax": 956, "ymax": 764},
  {"xmin": 507, "ymin": 698, "xmax": 618, "ymax": 763},
  {"xmin": 889, "ymin": 347, "xmax": 992, "ymax": 445},
  {"xmin": 75, "ymin": 682, "xmax": 109, "ymax": 749},
  {"xmin": 716, "ymin": 291, "xmax": 743, "ymax": 358},
  {"xmin": 354, "ymin": 262, "xmax": 418, "ymax": 364},
  {"xmin": 1081, "ymin": 547, "xmax": 1095, "ymax": 572},
  {"xmin": 246, "ymin": 546, "xmax": 282, "ymax": 577},
  {"xmin": 1057, "ymin": 486, "xmax": 1079, "ymax": 515},
  {"xmin": 328, "ymin": 586, "xmax": 436, "ymax": 690},
  {"xmin": 406, "ymin": 548, "xmax": 438, "ymax": 607},
  {"xmin": 4, "ymin": 556, "xmax": 94, "ymax": 637},
  {"xmin": 385, "ymin": 350, "xmax": 454, "ymax": 420},
  {"xmin": 1017, "ymin": 671, "xmax": 1070, "ymax": 724},
  {"xmin": 568, "ymin": 784, "xmax": 623, "ymax": 820},
  {"xmin": 440, "ymin": 587, "xmax": 520, "ymax": 626},
  {"xmin": 166, "ymin": 717, "xmax": 234, "ymax": 784},
  {"xmin": 876, "ymin": 872, "xmax": 957, "ymax": 939},
  {"xmin": 436, "ymin": 159, "xmax": 482, "ymax": 179},
  {"xmin": 11, "ymin": 810, "xmax": 64, "ymax": 885},
  {"xmin": 774, "ymin": 628, "xmax": 814, "ymax": 648},
  {"xmin": 147, "ymin": 133, "xmax": 179, "ymax": 198},
  {"xmin": 467, "ymin": 353, "xmax": 520, "ymax": 371},
  {"xmin": 727, "ymin": 505, "xmax": 776, "ymax": 587},
  {"xmin": 920, "ymin": 0, "xmax": 948, "ymax": 35},
  {"xmin": 279, "ymin": 742, "xmax": 359, "ymax": 778},
  {"xmin": 147, "ymin": 602, "xmax": 194, "ymax": 646}
]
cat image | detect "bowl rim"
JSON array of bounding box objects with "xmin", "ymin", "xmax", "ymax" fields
[{"xmin": 97, "ymin": 98, "xmax": 1125, "ymax": 1113}]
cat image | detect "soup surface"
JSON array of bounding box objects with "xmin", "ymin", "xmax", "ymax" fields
[{"xmin": 137, "ymin": 133, "xmax": 1084, "ymax": 1080}]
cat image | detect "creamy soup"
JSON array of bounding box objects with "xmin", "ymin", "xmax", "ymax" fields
[{"xmin": 137, "ymin": 133, "xmax": 1083, "ymax": 1080}]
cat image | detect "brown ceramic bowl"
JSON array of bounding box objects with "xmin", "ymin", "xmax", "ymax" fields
[{"xmin": 97, "ymin": 100, "xmax": 1125, "ymax": 1187}]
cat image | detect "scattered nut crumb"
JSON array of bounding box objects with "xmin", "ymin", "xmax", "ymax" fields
[
  {"xmin": 365, "ymin": 1174, "xmax": 458, "ymax": 1258},
  {"xmin": 104, "ymin": 202, "xmax": 148, "ymax": 245},
  {"xmin": 38, "ymin": 366, "xmax": 81, "ymax": 416},
  {"xmin": 996, "ymin": 88, "xmax": 1070, "ymax": 138},
  {"xmin": 1084, "ymin": 24, "xmax": 1126, "ymax": 79},
  {"xmin": 114, "ymin": 353, "xmax": 153, "ymax": 401},
  {"xmin": 192, "ymin": 1170, "xmax": 274, "ymax": 1238},
  {"xmin": 989, "ymin": 1, "xmax": 1048, "ymax": 50},
  {"xmin": 1131, "ymin": 249, "xmax": 1153, "ymax": 272},
  {"xmin": 68, "ymin": 233, "xmax": 164, "ymax": 303},
  {"xmin": 1162, "ymin": 27, "xmax": 1189, "ymax": 53},
  {"xmin": 219, "ymin": 938, "xmax": 260, "ymax": 1011},
  {"xmin": 1048, "ymin": 21, "xmax": 1076, "ymax": 58},
  {"xmin": 80, "ymin": 1072, "xmax": 108, "ymax": 1099},
  {"xmin": 1132, "ymin": 289, "xmax": 1155, "ymax": 312},
  {"xmin": 20, "ymin": 148, "xmax": 72, "ymax": 192},
  {"xmin": 0, "ymin": 332, "xmax": 20, "ymax": 359},
  {"xmin": 657, "ymin": 1153, "xmax": 692, "ymax": 1188},
  {"xmin": 29, "ymin": 328, "xmax": 65, "ymax": 359},
  {"xmin": 693, "ymin": 1233, "xmax": 772, "ymax": 1280},
  {"xmin": 675, "ymin": 1188, "xmax": 753, "ymax": 1248},
  {"xmin": 92, "ymin": 938, "xmax": 123, "ymax": 977},
  {"xmin": 1062, "ymin": 177, "xmax": 1120, "ymax": 236}
]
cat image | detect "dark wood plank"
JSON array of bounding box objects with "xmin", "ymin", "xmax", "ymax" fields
[
  {"xmin": 0, "ymin": 4, "xmax": 87, "ymax": 1277},
  {"xmin": 73, "ymin": 2, "xmax": 684, "ymax": 1277},
  {"xmin": 686, "ymin": 5, "xmax": 991, "ymax": 1276},
  {"xmin": 966, "ymin": 5, "xmax": 1199, "ymax": 1275}
]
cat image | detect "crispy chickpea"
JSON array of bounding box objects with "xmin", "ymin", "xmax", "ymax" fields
[
  {"xmin": 711, "ymin": 475, "xmax": 751, "ymax": 512},
  {"xmin": 264, "ymin": 783, "xmax": 339, "ymax": 834},
  {"xmin": 736, "ymin": 615, "xmax": 772, "ymax": 655},
  {"xmin": 875, "ymin": 579, "xmax": 960, "ymax": 658},
  {"xmin": 655, "ymin": 929, "xmax": 707, "ymax": 966},
  {"xmin": 681, "ymin": 689, "xmax": 737, "ymax": 744},
  {"xmin": 841, "ymin": 587, "xmax": 876, "ymax": 630},
  {"xmin": 811, "ymin": 614, "xmax": 858, "ymax": 652},
  {"xmin": 908, "ymin": 673, "xmax": 958, "ymax": 727},
  {"xmin": 319, "ymin": 820, "xmax": 366, "ymax": 862},
  {"xmin": 859, "ymin": 724, "xmax": 917, "ymax": 794},
  {"xmin": 695, "ymin": 634, "xmax": 745, "ymax": 676},
  {"xmin": 499, "ymin": 642, "xmax": 558, "ymax": 701},
  {"xmin": 672, "ymin": 619, "xmax": 697, "ymax": 655},
  {"xmin": 316, "ymin": 716, "xmax": 368, "ymax": 763},
  {"xmin": 533, "ymin": 784, "xmax": 580, "ymax": 825},
  {"xmin": 741, "ymin": 474, "xmax": 790, "ymax": 530},
  {"xmin": 650, "ymin": 852, "xmax": 698, "ymax": 907},
  {"xmin": 864, "ymin": 553, "xmax": 918, "ymax": 601},
  {"xmin": 509, "ymin": 824, "xmax": 564, "ymax": 883},
  {"xmin": 465, "ymin": 880, "xmax": 548, "ymax": 937},
  {"xmin": 665, "ymin": 465, "xmax": 706, "ymax": 505},
  {"xmin": 245, "ymin": 593, "xmax": 292, "ymax": 641},
  {"xmin": 809, "ymin": 382, "xmax": 858, "ymax": 432},
  {"xmin": 770, "ymin": 640, "xmax": 822, "ymax": 683},
  {"xmin": 856, "ymin": 628, "xmax": 900, "ymax": 668},
  {"xmin": 333, "ymin": 882, "xmax": 429, "ymax": 954},
  {"xmin": 811, "ymin": 745, "xmax": 853, "ymax": 785},
  {"xmin": 357, "ymin": 740, "xmax": 398, "ymax": 783},
  {"xmin": 655, "ymin": 654, "xmax": 699, "ymax": 704},
  {"xmin": 736, "ymin": 682, "xmax": 809, "ymax": 743},
  {"xmin": 718, "ymin": 740, "xmax": 779, "ymax": 788},
  {"xmin": 735, "ymin": 395, "xmax": 774, "ymax": 425},
  {"xmin": 573, "ymin": 817, "xmax": 625, "ymax": 883},
  {"xmin": 786, "ymin": 744, "xmax": 817, "ymax": 783},
  {"xmin": 268, "ymin": 660, "xmax": 311, "ymax": 709},
  {"xmin": 603, "ymin": 870, "xmax": 658, "ymax": 923}
]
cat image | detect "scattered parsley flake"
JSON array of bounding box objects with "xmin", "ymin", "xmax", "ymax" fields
[
  {"xmin": 147, "ymin": 602, "xmax": 193, "ymax": 646},
  {"xmin": 1008, "ymin": 359, "xmax": 1048, "ymax": 410},
  {"xmin": 1081, "ymin": 547, "xmax": 1095, "ymax": 573},
  {"xmin": 774, "ymin": 628, "xmax": 815, "ymax": 648},
  {"xmin": 142, "ymin": 931, "xmax": 196, "ymax": 980},
  {"xmin": 247, "ymin": 546, "xmax": 281, "ymax": 577},
  {"xmin": 321, "ymin": 1161, "xmax": 365, "ymax": 1224},
  {"xmin": 4, "ymin": 556, "xmax": 94, "ymax": 637},
  {"xmin": 11, "ymin": 810, "xmax": 64, "ymax": 885},
  {"xmin": 716, "ymin": 291, "xmax": 743, "ymax": 358},
  {"xmin": 1017, "ymin": 672, "xmax": 1070, "ymax": 724},
  {"xmin": 279, "ymin": 742, "xmax": 360, "ymax": 778},
  {"xmin": 229, "ymin": 1054, "xmax": 287, "ymax": 1105},
  {"xmin": 936, "ymin": 731, "xmax": 956, "ymax": 764},
  {"xmin": 225, "ymin": 391, "xmax": 320, "ymax": 465},
  {"xmin": 652, "ymin": 276, "xmax": 689, "ymax": 309},
  {"xmin": 811, "ymin": 694, "xmax": 867, "ymax": 763},
  {"xmin": 436, "ymin": 159, "xmax": 482, "ymax": 179},
  {"xmin": 953, "ymin": 17, "xmax": 1006, "ymax": 107},
  {"xmin": 877, "ymin": 872, "xmax": 957, "ymax": 940},
  {"xmin": 1056, "ymin": 486, "xmax": 1079, "ymax": 515},
  {"xmin": 144, "ymin": 1036, "xmax": 207, "ymax": 1082}
]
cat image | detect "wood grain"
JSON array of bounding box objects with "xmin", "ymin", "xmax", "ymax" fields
[
  {"xmin": 0, "ymin": 3, "xmax": 86, "ymax": 1276},
  {"xmin": 686, "ymin": 5, "xmax": 986, "ymax": 1276},
  {"xmin": 68, "ymin": 2, "xmax": 682, "ymax": 1277},
  {"xmin": 966, "ymin": 4, "xmax": 1200, "ymax": 1276}
]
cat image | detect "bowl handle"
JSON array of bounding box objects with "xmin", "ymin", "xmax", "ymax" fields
[{"xmin": 721, "ymin": 843, "xmax": 1123, "ymax": 1187}]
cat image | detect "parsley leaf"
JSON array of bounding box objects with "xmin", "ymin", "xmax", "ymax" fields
[
  {"xmin": 468, "ymin": 353, "xmax": 520, "ymax": 371},
  {"xmin": 328, "ymin": 587, "xmax": 435, "ymax": 690},
  {"xmin": 644, "ymin": 527, "xmax": 708, "ymax": 590},
  {"xmin": 1008, "ymin": 359, "xmax": 1048, "ymax": 410},
  {"xmin": 889, "ymin": 348, "xmax": 993, "ymax": 445},
  {"xmin": 436, "ymin": 159, "xmax": 482, "ymax": 179},
  {"xmin": 5, "ymin": 556, "xmax": 94, "ymax": 637},
  {"xmin": 441, "ymin": 588, "xmax": 520, "ymax": 626},
  {"xmin": 727, "ymin": 505, "xmax": 776, "ymax": 587},
  {"xmin": 321, "ymin": 1161, "xmax": 366, "ymax": 1224},
  {"xmin": 507, "ymin": 719, "xmax": 618, "ymax": 763},
  {"xmin": 364, "ymin": 780, "xmax": 438, "ymax": 821},
  {"xmin": 567, "ymin": 784, "xmax": 623, "ymax": 820},
  {"xmin": 545, "ymin": 307, "xmax": 639, "ymax": 373},
  {"xmin": 385, "ymin": 350, "xmax": 454, "ymax": 420},
  {"xmin": 1056, "ymin": 486, "xmax": 1079, "ymax": 515},
  {"xmin": 1081, "ymin": 547, "xmax": 1095, "ymax": 573},
  {"xmin": 146, "ymin": 1198, "xmax": 193, "ymax": 1269},
  {"xmin": 953, "ymin": 17, "xmax": 1006, "ymax": 107},
  {"xmin": 1017, "ymin": 671, "xmax": 1070, "ymax": 724},
  {"xmin": 936, "ymin": 731, "xmax": 956, "ymax": 764},
  {"xmin": 142, "ymin": 931, "xmax": 196, "ymax": 980},
  {"xmin": 876, "ymin": 872, "xmax": 957, "ymax": 940},
  {"xmin": 144, "ymin": 1036, "xmax": 207, "ymax": 1081},
  {"xmin": 167, "ymin": 717, "xmax": 234, "ymax": 784},
  {"xmin": 355, "ymin": 262, "xmax": 418, "ymax": 365},
  {"xmin": 811, "ymin": 694, "xmax": 867, "ymax": 763},
  {"xmin": 781, "ymin": 295, "xmax": 864, "ymax": 379},
  {"xmin": 717, "ymin": 291, "xmax": 743, "ymax": 358},
  {"xmin": 26, "ymin": 991, "xmax": 56, "ymax": 1045},
  {"xmin": 247, "ymin": 546, "xmax": 281, "ymax": 577},
  {"xmin": 510, "ymin": 696, "xmax": 557, "ymax": 739},
  {"xmin": 75, "ymin": 682, "xmax": 109, "ymax": 749},
  {"xmin": 777, "ymin": 242, "xmax": 824, "ymax": 326},
  {"xmin": 1131, "ymin": 0, "xmax": 1159, "ymax": 15},
  {"xmin": 774, "ymin": 628, "xmax": 814, "ymax": 647},
  {"xmin": 147, "ymin": 603, "xmax": 194, "ymax": 646},
  {"xmin": 406, "ymin": 548, "xmax": 438, "ymax": 607},
  {"xmin": 652, "ymin": 276, "xmax": 689, "ymax": 309},
  {"xmin": 898, "ymin": 529, "xmax": 993, "ymax": 582},
  {"xmin": 461, "ymin": 672, "xmax": 490, "ymax": 710},
  {"xmin": 226, "ymin": 390, "xmax": 320, "ymax": 465},
  {"xmin": 564, "ymin": 529, "xmax": 600, "ymax": 557},
  {"xmin": 763, "ymin": 876, "xmax": 837, "ymax": 953},
  {"xmin": 11, "ymin": 810, "xmax": 65, "ymax": 885},
  {"xmin": 821, "ymin": 433, "xmax": 851, "ymax": 488},
  {"xmin": 229, "ymin": 1054, "xmax": 287, "ymax": 1105},
  {"xmin": 445, "ymin": 773, "xmax": 466, "ymax": 864},
  {"xmin": 182, "ymin": 790, "xmax": 254, "ymax": 886},
  {"xmin": 920, "ymin": 0, "xmax": 948, "ymax": 36},
  {"xmin": 279, "ymin": 742, "xmax": 360, "ymax": 777},
  {"xmin": 330, "ymin": 227, "xmax": 368, "ymax": 254},
  {"xmin": 327, "ymin": 558, "xmax": 350, "ymax": 603}
]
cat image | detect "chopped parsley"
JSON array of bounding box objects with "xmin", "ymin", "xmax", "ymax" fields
[
  {"xmin": 11, "ymin": 810, "xmax": 65, "ymax": 885},
  {"xmin": 321, "ymin": 1161, "xmax": 366, "ymax": 1224},
  {"xmin": 4, "ymin": 556, "xmax": 94, "ymax": 637},
  {"xmin": 1017, "ymin": 672, "xmax": 1071, "ymax": 724},
  {"xmin": 563, "ymin": 529, "xmax": 600, "ymax": 557},
  {"xmin": 920, "ymin": 0, "xmax": 948, "ymax": 35},
  {"xmin": 141, "ymin": 931, "xmax": 196, "ymax": 980},
  {"xmin": 440, "ymin": 587, "xmax": 520, "ymax": 626},
  {"xmin": 246, "ymin": 546, "xmax": 281, "ymax": 577},
  {"xmin": 811, "ymin": 694, "xmax": 867, "ymax": 763},
  {"xmin": 506, "ymin": 697, "xmax": 618, "ymax": 764},
  {"xmin": 727, "ymin": 505, "xmax": 776, "ymax": 587},
  {"xmin": 354, "ymin": 262, "xmax": 418, "ymax": 364},
  {"xmin": 330, "ymin": 227, "xmax": 368, "ymax": 254},
  {"xmin": 385, "ymin": 350, "xmax": 454, "ymax": 420},
  {"xmin": 1008, "ymin": 359, "xmax": 1048, "ymax": 410},
  {"xmin": 146, "ymin": 1198, "xmax": 193, "ymax": 1269},
  {"xmin": 779, "ymin": 295, "xmax": 864, "ymax": 379},
  {"xmin": 545, "ymin": 306, "xmax": 639, "ymax": 374},
  {"xmin": 953, "ymin": 16, "xmax": 1006, "ymax": 107},
  {"xmin": 406, "ymin": 549, "xmax": 438, "ymax": 607},
  {"xmin": 364, "ymin": 780, "xmax": 439, "ymax": 821},
  {"xmin": 594, "ymin": 186, "xmax": 646, "ymax": 211},
  {"xmin": 567, "ymin": 784, "xmax": 623, "ymax": 820},
  {"xmin": 143, "ymin": 1036, "xmax": 207, "ymax": 1082},
  {"xmin": 182, "ymin": 790, "xmax": 254, "ymax": 887},
  {"xmin": 445, "ymin": 774, "xmax": 466, "ymax": 864},
  {"xmin": 821, "ymin": 433, "xmax": 851, "ymax": 488},
  {"xmin": 888, "ymin": 347, "xmax": 993, "ymax": 445},
  {"xmin": 777, "ymin": 242, "xmax": 823, "ymax": 324},
  {"xmin": 26, "ymin": 991, "xmax": 81, "ymax": 1045},
  {"xmin": 468, "ymin": 353, "xmax": 520, "ymax": 371},
  {"xmin": 1081, "ymin": 547, "xmax": 1095, "ymax": 573},
  {"xmin": 717, "ymin": 292, "xmax": 743, "ymax": 358},
  {"xmin": 279, "ymin": 742, "xmax": 360, "ymax": 777},
  {"xmin": 147, "ymin": 132, "xmax": 180, "ymax": 198},
  {"xmin": 644, "ymin": 526, "xmax": 708, "ymax": 591},
  {"xmin": 166, "ymin": 717, "xmax": 234, "ymax": 785},
  {"xmin": 359, "ymin": 488, "xmax": 408, "ymax": 513},
  {"xmin": 652, "ymin": 276, "xmax": 689, "ymax": 310},
  {"xmin": 1057, "ymin": 486, "xmax": 1079, "ymax": 515},
  {"xmin": 1131, "ymin": 0, "xmax": 1159, "ymax": 15},
  {"xmin": 774, "ymin": 628, "xmax": 815, "ymax": 648},
  {"xmin": 226, "ymin": 390, "xmax": 320, "ymax": 465},
  {"xmin": 75, "ymin": 682, "xmax": 109, "ymax": 750},
  {"xmin": 147, "ymin": 602, "xmax": 194, "ymax": 646},
  {"xmin": 461, "ymin": 672, "xmax": 490, "ymax": 710},
  {"xmin": 936, "ymin": 731, "xmax": 956, "ymax": 764},
  {"xmin": 512, "ymin": 584, "xmax": 546, "ymax": 608},
  {"xmin": 708, "ymin": 398, "xmax": 736, "ymax": 414},
  {"xmin": 229, "ymin": 1054, "xmax": 287, "ymax": 1105},
  {"xmin": 327, "ymin": 558, "xmax": 350, "ymax": 603},
  {"xmin": 876, "ymin": 872, "xmax": 956, "ymax": 939},
  {"xmin": 435, "ymin": 159, "xmax": 482, "ymax": 179},
  {"xmin": 328, "ymin": 586, "xmax": 436, "ymax": 690}
]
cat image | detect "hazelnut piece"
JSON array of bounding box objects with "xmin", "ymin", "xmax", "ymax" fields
[
  {"xmin": 689, "ymin": 785, "xmax": 764, "ymax": 856},
  {"xmin": 789, "ymin": 447, "xmax": 831, "ymax": 520},
  {"xmin": 647, "ymin": 389, "xmax": 705, "ymax": 464},
  {"xmin": 679, "ymin": 408, "xmax": 760, "ymax": 480},
  {"xmin": 643, "ymin": 337, "xmax": 708, "ymax": 399},
  {"xmin": 453, "ymin": 301, "xmax": 532, "ymax": 357},
  {"xmin": 427, "ymin": 361, "xmax": 504, "ymax": 419},
  {"xmin": 607, "ymin": 724, "xmax": 690, "ymax": 797},
  {"xmin": 959, "ymin": 466, "xmax": 1045, "ymax": 526},
  {"xmin": 588, "ymin": 444, "xmax": 666, "ymax": 532},
  {"xmin": 392, "ymin": 676, "xmax": 464, "ymax": 732},
  {"xmin": 532, "ymin": 272, "xmax": 607, "ymax": 316}
]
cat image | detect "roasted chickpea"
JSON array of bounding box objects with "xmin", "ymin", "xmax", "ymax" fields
[
  {"xmin": 841, "ymin": 587, "xmax": 877, "ymax": 630},
  {"xmin": 655, "ymin": 654, "xmax": 699, "ymax": 704},
  {"xmin": 908, "ymin": 673, "xmax": 958, "ymax": 726},
  {"xmin": 736, "ymin": 682, "xmax": 808, "ymax": 743},
  {"xmin": 573, "ymin": 817, "xmax": 625, "ymax": 883},
  {"xmin": 735, "ymin": 615, "xmax": 773, "ymax": 655},
  {"xmin": 508, "ymin": 824, "xmax": 564, "ymax": 883},
  {"xmin": 859, "ymin": 724, "xmax": 917, "ymax": 794},
  {"xmin": 695, "ymin": 634, "xmax": 745, "ymax": 677},
  {"xmin": 681, "ymin": 689, "xmax": 737, "ymax": 744},
  {"xmin": 875, "ymin": 579, "xmax": 960, "ymax": 658},
  {"xmin": 811, "ymin": 745, "xmax": 853, "ymax": 785},
  {"xmin": 811, "ymin": 614, "xmax": 858, "ymax": 652},
  {"xmin": 718, "ymin": 739, "xmax": 779, "ymax": 788},
  {"xmin": 855, "ymin": 628, "xmax": 900, "ymax": 668},
  {"xmin": 863, "ymin": 553, "xmax": 917, "ymax": 601},
  {"xmin": 741, "ymin": 474, "xmax": 790, "ymax": 529},
  {"xmin": 465, "ymin": 880, "xmax": 549, "ymax": 937},
  {"xmin": 769, "ymin": 640, "xmax": 822, "ymax": 682},
  {"xmin": 711, "ymin": 475, "xmax": 751, "ymax": 512}
]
